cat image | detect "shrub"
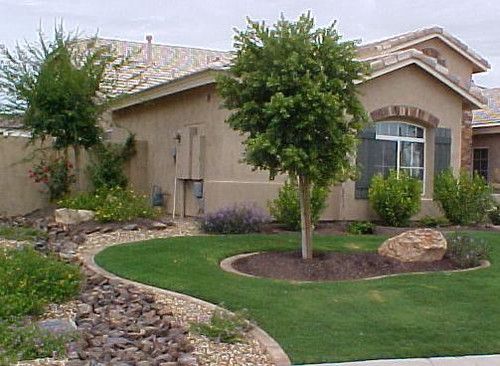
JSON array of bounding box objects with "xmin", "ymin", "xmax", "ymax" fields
[
  {"xmin": 0, "ymin": 319, "xmax": 71, "ymax": 365},
  {"xmin": 29, "ymin": 157, "xmax": 76, "ymax": 201},
  {"xmin": 489, "ymin": 204, "xmax": 500, "ymax": 225},
  {"xmin": 445, "ymin": 232, "xmax": 491, "ymax": 268},
  {"xmin": 434, "ymin": 170, "xmax": 493, "ymax": 225},
  {"xmin": 59, "ymin": 186, "xmax": 158, "ymax": 222},
  {"xmin": 0, "ymin": 247, "xmax": 81, "ymax": 319},
  {"xmin": 346, "ymin": 221, "xmax": 375, "ymax": 235},
  {"xmin": 268, "ymin": 180, "xmax": 329, "ymax": 231},
  {"xmin": 0, "ymin": 226, "xmax": 47, "ymax": 242},
  {"xmin": 419, "ymin": 215, "xmax": 450, "ymax": 228},
  {"xmin": 368, "ymin": 171, "xmax": 421, "ymax": 227},
  {"xmin": 88, "ymin": 134, "xmax": 136, "ymax": 190},
  {"xmin": 191, "ymin": 309, "xmax": 251, "ymax": 344},
  {"xmin": 201, "ymin": 203, "xmax": 269, "ymax": 234}
]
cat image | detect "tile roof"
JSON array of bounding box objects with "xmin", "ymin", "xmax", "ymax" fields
[
  {"xmin": 472, "ymin": 88, "xmax": 500, "ymax": 125},
  {"xmin": 357, "ymin": 26, "xmax": 490, "ymax": 70},
  {"xmin": 365, "ymin": 48, "xmax": 487, "ymax": 105},
  {"xmin": 95, "ymin": 28, "xmax": 488, "ymax": 108},
  {"xmin": 95, "ymin": 38, "xmax": 231, "ymax": 95}
]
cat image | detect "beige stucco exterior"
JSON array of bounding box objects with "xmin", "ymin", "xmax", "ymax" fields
[
  {"xmin": 0, "ymin": 137, "xmax": 48, "ymax": 216},
  {"xmin": 472, "ymin": 128, "xmax": 500, "ymax": 186},
  {"xmin": 110, "ymin": 61, "xmax": 471, "ymax": 221},
  {"xmin": 0, "ymin": 29, "xmax": 487, "ymax": 220}
]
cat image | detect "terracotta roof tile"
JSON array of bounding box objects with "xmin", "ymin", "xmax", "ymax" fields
[
  {"xmin": 358, "ymin": 26, "xmax": 490, "ymax": 70},
  {"xmin": 472, "ymin": 88, "xmax": 500, "ymax": 125}
]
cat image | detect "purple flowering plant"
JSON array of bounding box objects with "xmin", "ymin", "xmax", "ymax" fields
[{"xmin": 201, "ymin": 203, "xmax": 270, "ymax": 234}]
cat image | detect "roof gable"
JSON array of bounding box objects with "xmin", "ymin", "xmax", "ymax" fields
[{"xmin": 358, "ymin": 27, "xmax": 489, "ymax": 73}]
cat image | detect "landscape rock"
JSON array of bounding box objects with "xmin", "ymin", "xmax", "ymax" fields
[
  {"xmin": 37, "ymin": 318, "xmax": 77, "ymax": 335},
  {"xmin": 122, "ymin": 224, "xmax": 139, "ymax": 231},
  {"xmin": 378, "ymin": 228, "xmax": 447, "ymax": 262},
  {"xmin": 149, "ymin": 221, "xmax": 168, "ymax": 230},
  {"xmin": 55, "ymin": 208, "xmax": 95, "ymax": 225}
]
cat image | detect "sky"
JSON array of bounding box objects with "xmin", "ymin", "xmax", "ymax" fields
[{"xmin": 1, "ymin": 0, "xmax": 500, "ymax": 87}]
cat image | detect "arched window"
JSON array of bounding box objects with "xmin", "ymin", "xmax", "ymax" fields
[
  {"xmin": 375, "ymin": 122, "xmax": 425, "ymax": 181},
  {"xmin": 355, "ymin": 121, "xmax": 429, "ymax": 199}
]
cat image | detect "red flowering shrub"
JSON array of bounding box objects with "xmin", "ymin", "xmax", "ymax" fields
[{"xmin": 29, "ymin": 158, "xmax": 75, "ymax": 201}]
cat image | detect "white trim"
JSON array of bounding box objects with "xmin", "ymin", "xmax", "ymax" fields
[
  {"xmin": 381, "ymin": 34, "xmax": 489, "ymax": 72},
  {"xmin": 375, "ymin": 121, "xmax": 426, "ymax": 195},
  {"xmin": 358, "ymin": 58, "xmax": 486, "ymax": 109},
  {"xmin": 110, "ymin": 69, "xmax": 218, "ymax": 111},
  {"xmin": 472, "ymin": 122, "xmax": 500, "ymax": 128}
]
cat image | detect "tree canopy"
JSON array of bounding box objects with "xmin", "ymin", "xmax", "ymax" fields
[{"xmin": 217, "ymin": 13, "xmax": 369, "ymax": 259}]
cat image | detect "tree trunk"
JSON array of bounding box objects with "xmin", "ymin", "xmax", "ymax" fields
[
  {"xmin": 298, "ymin": 175, "xmax": 313, "ymax": 260},
  {"xmin": 73, "ymin": 145, "xmax": 81, "ymax": 191}
]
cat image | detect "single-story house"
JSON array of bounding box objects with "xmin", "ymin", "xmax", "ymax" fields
[
  {"xmin": 472, "ymin": 88, "xmax": 500, "ymax": 191},
  {"xmin": 0, "ymin": 27, "xmax": 492, "ymax": 220},
  {"xmin": 106, "ymin": 27, "xmax": 489, "ymax": 221}
]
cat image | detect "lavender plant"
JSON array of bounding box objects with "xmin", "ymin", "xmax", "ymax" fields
[{"xmin": 201, "ymin": 203, "xmax": 270, "ymax": 234}]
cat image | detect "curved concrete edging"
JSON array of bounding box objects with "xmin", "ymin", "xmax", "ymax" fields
[
  {"xmin": 221, "ymin": 252, "xmax": 491, "ymax": 284},
  {"xmin": 80, "ymin": 244, "xmax": 292, "ymax": 366}
]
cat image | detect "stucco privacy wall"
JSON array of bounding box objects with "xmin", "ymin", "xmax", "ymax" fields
[
  {"xmin": 111, "ymin": 84, "xmax": 285, "ymax": 217},
  {"xmin": 0, "ymin": 137, "xmax": 47, "ymax": 216}
]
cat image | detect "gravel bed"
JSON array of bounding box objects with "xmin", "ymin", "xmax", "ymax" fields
[{"xmin": 7, "ymin": 218, "xmax": 275, "ymax": 366}]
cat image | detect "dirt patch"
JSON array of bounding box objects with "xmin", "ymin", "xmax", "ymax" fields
[{"xmin": 231, "ymin": 251, "xmax": 464, "ymax": 282}]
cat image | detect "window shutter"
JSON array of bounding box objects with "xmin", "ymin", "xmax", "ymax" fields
[
  {"xmin": 434, "ymin": 127, "xmax": 451, "ymax": 176},
  {"xmin": 355, "ymin": 126, "xmax": 376, "ymax": 199}
]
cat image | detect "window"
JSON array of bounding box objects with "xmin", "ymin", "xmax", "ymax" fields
[
  {"xmin": 375, "ymin": 122, "xmax": 425, "ymax": 181},
  {"xmin": 473, "ymin": 148, "xmax": 489, "ymax": 181}
]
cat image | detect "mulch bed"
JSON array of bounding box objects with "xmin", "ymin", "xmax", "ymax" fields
[{"xmin": 232, "ymin": 251, "xmax": 463, "ymax": 282}]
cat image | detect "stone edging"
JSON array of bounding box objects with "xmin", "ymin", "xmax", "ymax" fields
[
  {"xmin": 80, "ymin": 244, "xmax": 292, "ymax": 366},
  {"xmin": 220, "ymin": 252, "xmax": 491, "ymax": 284}
]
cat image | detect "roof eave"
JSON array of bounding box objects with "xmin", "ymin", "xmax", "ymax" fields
[
  {"xmin": 358, "ymin": 58, "xmax": 486, "ymax": 109},
  {"xmin": 110, "ymin": 68, "xmax": 224, "ymax": 112}
]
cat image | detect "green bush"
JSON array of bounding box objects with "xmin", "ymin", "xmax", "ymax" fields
[
  {"xmin": 0, "ymin": 319, "xmax": 71, "ymax": 365},
  {"xmin": 446, "ymin": 232, "xmax": 491, "ymax": 268},
  {"xmin": 191, "ymin": 309, "xmax": 251, "ymax": 344},
  {"xmin": 268, "ymin": 180, "xmax": 329, "ymax": 231},
  {"xmin": 29, "ymin": 157, "xmax": 76, "ymax": 201},
  {"xmin": 346, "ymin": 221, "xmax": 375, "ymax": 235},
  {"xmin": 0, "ymin": 226, "xmax": 47, "ymax": 242},
  {"xmin": 88, "ymin": 134, "xmax": 136, "ymax": 190},
  {"xmin": 434, "ymin": 170, "xmax": 493, "ymax": 225},
  {"xmin": 488, "ymin": 204, "xmax": 500, "ymax": 225},
  {"xmin": 0, "ymin": 248, "xmax": 81, "ymax": 319},
  {"xmin": 368, "ymin": 171, "xmax": 421, "ymax": 227},
  {"xmin": 419, "ymin": 215, "xmax": 450, "ymax": 228},
  {"xmin": 59, "ymin": 186, "xmax": 157, "ymax": 222}
]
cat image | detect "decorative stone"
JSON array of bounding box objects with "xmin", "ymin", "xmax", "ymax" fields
[
  {"xmin": 37, "ymin": 318, "xmax": 77, "ymax": 335},
  {"xmin": 378, "ymin": 228, "xmax": 447, "ymax": 262},
  {"xmin": 55, "ymin": 208, "xmax": 95, "ymax": 225},
  {"xmin": 149, "ymin": 221, "xmax": 168, "ymax": 230},
  {"xmin": 123, "ymin": 224, "xmax": 139, "ymax": 231}
]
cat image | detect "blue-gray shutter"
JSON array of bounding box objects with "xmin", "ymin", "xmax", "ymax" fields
[
  {"xmin": 355, "ymin": 126, "xmax": 377, "ymax": 199},
  {"xmin": 434, "ymin": 127, "xmax": 451, "ymax": 176}
]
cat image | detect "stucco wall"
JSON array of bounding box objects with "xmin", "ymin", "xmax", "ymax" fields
[
  {"xmin": 472, "ymin": 132, "xmax": 500, "ymax": 184},
  {"xmin": 334, "ymin": 64, "xmax": 464, "ymax": 220},
  {"xmin": 111, "ymin": 84, "xmax": 284, "ymax": 217},
  {"xmin": 402, "ymin": 38, "xmax": 474, "ymax": 86},
  {"xmin": 0, "ymin": 136, "xmax": 48, "ymax": 216},
  {"xmin": 112, "ymin": 63, "xmax": 465, "ymax": 221}
]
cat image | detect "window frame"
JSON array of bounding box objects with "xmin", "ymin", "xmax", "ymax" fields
[
  {"xmin": 473, "ymin": 147, "xmax": 489, "ymax": 181},
  {"xmin": 375, "ymin": 121, "xmax": 426, "ymax": 194}
]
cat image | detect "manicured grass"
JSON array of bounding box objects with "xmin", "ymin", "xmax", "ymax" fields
[{"xmin": 96, "ymin": 233, "xmax": 500, "ymax": 364}]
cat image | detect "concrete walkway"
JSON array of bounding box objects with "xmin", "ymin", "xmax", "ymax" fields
[{"xmin": 300, "ymin": 354, "xmax": 500, "ymax": 366}]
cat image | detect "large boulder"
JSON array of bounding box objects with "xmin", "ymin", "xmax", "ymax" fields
[
  {"xmin": 55, "ymin": 208, "xmax": 95, "ymax": 225},
  {"xmin": 378, "ymin": 228, "xmax": 447, "ymax": 262}
]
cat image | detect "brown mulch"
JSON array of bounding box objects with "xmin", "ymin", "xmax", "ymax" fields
[{"xmin": 232, "ymin": 251, "xmax": 462, "ymax": 282}]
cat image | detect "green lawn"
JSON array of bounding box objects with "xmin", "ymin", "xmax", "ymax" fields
[{"xmin": 95, "ymin": 232, "xmax": 500, "ymax": 364}]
